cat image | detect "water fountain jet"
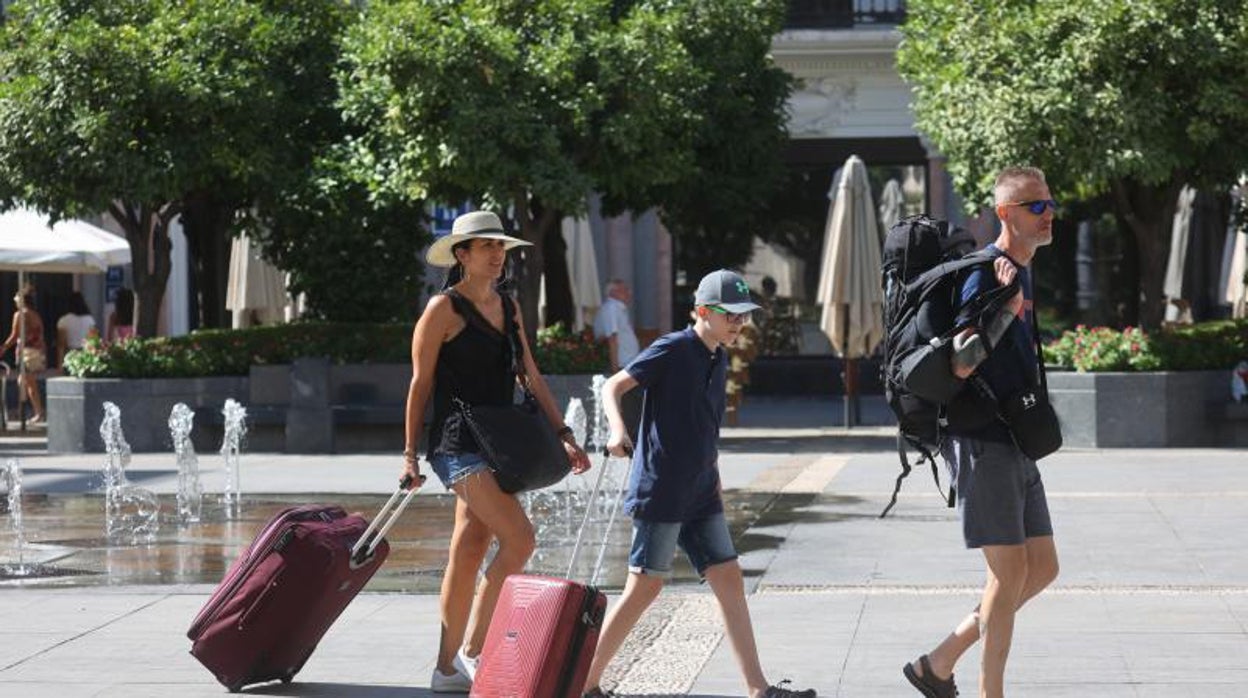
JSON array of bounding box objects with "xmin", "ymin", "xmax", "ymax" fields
[
  {"xmin": 220, "ymin": 399, "xmax": 248, "ymax": 520},
  {"xmin": 100, "ymin": 402, "xmax": 160, "ymax": 544},
  {"xmin": 169, "ymin": 403, "xmax": 203, "ymax": 524}
]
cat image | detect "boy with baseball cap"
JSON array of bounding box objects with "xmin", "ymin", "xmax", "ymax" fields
[{"xmin": 581, "ymin": 270, "xmax": 816, "ymax": 698}]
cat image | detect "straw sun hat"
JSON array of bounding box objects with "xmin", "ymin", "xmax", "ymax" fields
[{"xmin": 425, "ymin": 211, "xmax": 532, "ymax": 268}]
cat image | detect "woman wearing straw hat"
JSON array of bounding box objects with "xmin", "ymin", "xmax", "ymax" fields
[{"xmin": 401, "ymin": 210, "xmax": 591, "ymax": 693}]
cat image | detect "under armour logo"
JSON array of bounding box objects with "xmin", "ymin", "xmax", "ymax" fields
[
  {"xmin": 1022, "ymin": 393, "xmax": 1037, "ymax": 409},
  {"xmin": 735, "ymin": 281, "xmax": 749, "ymax": 294}
]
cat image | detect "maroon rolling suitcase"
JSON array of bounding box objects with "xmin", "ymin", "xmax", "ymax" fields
[
  {"xmin": 471, "ymin": 453, "xmax": 623, "ymax": 698},
  {"xmin": 187, "ymin": 477, "xmax": 421, "ymax": 692}
]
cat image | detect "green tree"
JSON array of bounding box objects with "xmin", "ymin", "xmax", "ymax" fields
[
  {"xmin": 337, "ymin": 0, "xmax": 791, "ymax": 333},
  {"xmin": 250, "ymin": 152, "xmax": 433, "ymax": 323},
  {"xmin": 898, "ymin": 0, "xmax": 1248, "ymax": 328},
  {"xmin": 0, "ymin": 0, "xmax": 350, "ymax": 335}
]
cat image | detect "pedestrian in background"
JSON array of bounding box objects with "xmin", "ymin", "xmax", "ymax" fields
[
  {"xmin": 106, "ymin": 287, "xmax": 136, "ymax": 343},
  {"xmin": 56, "ymin": 291, "xmax": 97, "ymax": 367},
  {"xmin": 594, "ymin": 278, "xmax": 642, "ymax": 442},
  {"xmin": 2, "ymin": 285, "xmax": 46, "ymax": 424}
]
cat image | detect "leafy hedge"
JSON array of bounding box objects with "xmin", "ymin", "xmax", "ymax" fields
[
  {"xmin": 1044, "ymin": 319, "xmax": 1248, "ymax": 372},
  {"xmin": 63, "ymin": 321, "xmax": 608, "ymax": 378}
]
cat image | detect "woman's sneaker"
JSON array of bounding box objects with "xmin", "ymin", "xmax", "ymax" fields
[
  {"xmin": 763, "ymin": 679, "xmax": 817, "ymax": 697},
  {"xmin": 454, "ymin": 648, "xmax": 479, "ymax": 681},
  {"xmin": 430, "ymin": 666, "xmax": 472, "ymax": 694}
]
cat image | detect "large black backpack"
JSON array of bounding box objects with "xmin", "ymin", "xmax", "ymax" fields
[{"xmin": 878, "ymin": 215, "xmax": 1018, "ymax": 517}]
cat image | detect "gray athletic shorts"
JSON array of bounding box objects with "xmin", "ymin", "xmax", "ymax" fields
[{"xmin": 942, "ymin": 436, "xmax": 1053, "ymax": 549}]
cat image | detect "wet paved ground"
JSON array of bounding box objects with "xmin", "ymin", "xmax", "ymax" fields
[
  {"xmin": 0, "ymin": 488, "xmax": 786, "ymax": 591},
  {"xmin": 0, "ymin": 397, "xmax": 1246, "ymax": 696}
]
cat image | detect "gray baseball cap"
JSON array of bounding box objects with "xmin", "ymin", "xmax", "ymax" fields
[{"xmin": 694, "ymin": 269, "xmax": 761, "ymax": 314}]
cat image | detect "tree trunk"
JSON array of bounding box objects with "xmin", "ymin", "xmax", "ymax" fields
[
  {"xmin": 1111, "ymin": 178, "xmax": 1183, "ymax": 330},
  {"xmin": 1111, "ymin": 210, "xmax": 1139, "ymax": 327},
  {"xmin": 542, "ymin": 213, "xmax": 575, "ymax": 330},
  {"xmin": 512, "ymin": 194, "xmax": 560, "ymax": 345},
  {"xmin": 108, "ymin": 201, "xmax": 176, "ymax": 338},
  {"xmin": 182, "ymin": 192, "xmax": 235, "ymax": 330}
]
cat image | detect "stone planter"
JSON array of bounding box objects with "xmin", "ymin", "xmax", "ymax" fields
[
  {"xmin": 46, "ymin": 375, "xmax": 248, "ymax": 453},
  {"xmin": 1047, "ymin": 370, "xmax": 1229, "ymax": 447},
  {"xmin": 540, "ymin": 373, "xmax": 603, "ymax": 416},
  {"xmin": 47, "ymin": 365, "xmax": 604, "ymax": 454}
]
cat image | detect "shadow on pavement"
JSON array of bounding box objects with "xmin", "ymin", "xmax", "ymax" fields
[
  {"xmin": 718, "ymin": 432, "xmax": 896, "ymax": 454},
  {"xmin": 242, "ymin": 685, "xmax": 739, "ymax": 698},
  {"xmin": 243, "ymin": 683, "xmax": 428, "ymax": 696}
]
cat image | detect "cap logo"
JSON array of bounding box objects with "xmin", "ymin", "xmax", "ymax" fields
[{"xmin": 735, "ymin": 280, "xmax": 749, "ymax": 295}]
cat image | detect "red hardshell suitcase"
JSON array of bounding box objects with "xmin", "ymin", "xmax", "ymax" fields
[
  {"xmin": 187, "ymin": 481, "xmax": 419, "ymax": 692},
  {"xmin": 470, "ymin": 452, "xmax": 622, "ymax": 698},
  {"xmin": 469, "ymin": 574, "xmax": 607, "ymax": 698}
]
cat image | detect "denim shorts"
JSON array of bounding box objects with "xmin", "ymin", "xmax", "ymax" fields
[
  {"xmin": 942, "ymin": 436, "xmax": 1053, "ymax": 549},
  {"xmin": 428, "ymin": 451, "xmax": 491, "ymax": 489},
  {"xmin": 628, "ymin": 513, "xmax": 738, "ymax": 578}
]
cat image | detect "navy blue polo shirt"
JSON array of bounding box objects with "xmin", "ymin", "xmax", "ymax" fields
[{"xmin": 623, "ymin": 328, "xmax": 727, "ymax": 522}]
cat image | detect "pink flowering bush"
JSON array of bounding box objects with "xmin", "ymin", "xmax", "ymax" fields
[
  {"xmin": 1045, "ymin": 319, "xmax": 1247, "ymax": 372},
  {"xmin": 1044, "ymin": 325, "xmax": 1160, "ymax": 372}
]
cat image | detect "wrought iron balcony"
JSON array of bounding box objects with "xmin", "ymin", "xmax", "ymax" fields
[{"xmin": 785, "ymin": 0, "xmax": 906, "ymax": 29}]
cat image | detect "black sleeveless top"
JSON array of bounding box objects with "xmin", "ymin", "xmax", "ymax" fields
[{"xmin": 427, "ymin": 289, "xmax": 520, "ymax": 457}]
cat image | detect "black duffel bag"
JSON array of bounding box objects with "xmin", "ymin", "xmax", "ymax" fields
[{"xmin": 447, "ymin": 393, "xmax": 571, "ymax": 494}]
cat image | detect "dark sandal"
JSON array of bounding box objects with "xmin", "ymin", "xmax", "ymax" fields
[{"xmin": 902, "ymin": 655, "xmax": 958, "ymax": 697}]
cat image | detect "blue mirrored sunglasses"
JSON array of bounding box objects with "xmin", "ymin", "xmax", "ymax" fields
[{"xmin": 1009, "ymin": 199, "xmax": 1059, "ymax": 215}]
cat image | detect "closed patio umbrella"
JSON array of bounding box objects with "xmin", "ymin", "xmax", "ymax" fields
[
  {"xmin": 562, "ymin": 216, "xmax": 601, "ymax": 330},
  {"xmin": 1163, "ymin": 186, "xmax": 1198, "ymax": 322},
  {"xmin": 226, "ymin": 232, "xmax": 288, "ymax": 328},
  {"xmin": 815, "ymin": 155, "xmax": 885, "ymax": 427},
  {"xmin": 878, "ymin": 178, "xmax": 905, "ymax": 242}
]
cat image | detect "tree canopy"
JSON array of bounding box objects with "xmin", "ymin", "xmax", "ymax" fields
[
  {"xmin": 337, "ymin": 0, "xmax": 792, "ymax": 331},
  {"xmin": 250, "ymin": 151, "xmax": 432, "ymax": 323},
  {"xmin": 0, "ymin": 0, "xmax": 350, "ymax": 334},
  {"xmin": 898, "ymin": 0, "xmax": 1248, "ymax": 327}
]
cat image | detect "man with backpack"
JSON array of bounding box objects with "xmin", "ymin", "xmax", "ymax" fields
[{"xmin": 902, "ymin": 167, "xmax": 1060, "ymax": 698}]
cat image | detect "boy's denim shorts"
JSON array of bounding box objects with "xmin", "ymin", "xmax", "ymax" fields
[
  {"xmin": 428, "ymin": 451, "xmax": 491, "ymax": 489},
  {"xmin": 628, "ymin": 513, "xmax": 738, "ymax": 578}
]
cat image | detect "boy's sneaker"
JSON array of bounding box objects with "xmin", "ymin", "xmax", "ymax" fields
[
  {"xmin": 430, "ymin": 666, "xmax": 472, "ymax": 693},
  {"xmin": 763, "ymin": 680, "xmax": 817, "ymax": 698},
  {"xmin": 453, "ymin": 648, "xmax": 479, "ymax": 681}
]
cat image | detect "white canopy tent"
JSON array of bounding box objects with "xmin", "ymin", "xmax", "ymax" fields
[
  {"xmin": 0, "ymin": 207, "xmax": 131, "ymax": 426},
  {"xmin": 0, "ymin": 208, "xmax": 132, "ymax": 274}
]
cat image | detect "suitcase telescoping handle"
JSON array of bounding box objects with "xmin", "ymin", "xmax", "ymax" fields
[
  {"xmin": 351, "ymin": 473, "xmax": 426, "ymax": 566},
  {"xmin": 566, "ymin": 447, "xmax": 631, "ymax": 585}
]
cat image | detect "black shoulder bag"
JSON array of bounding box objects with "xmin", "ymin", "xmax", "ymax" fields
[
  {"xmin": 998, "ymin": 312, "xmax": 1063, "ymax": 461},
  {"xmin": 441, "ymin": 294, "xmax": 572, "ymax": 494}
]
